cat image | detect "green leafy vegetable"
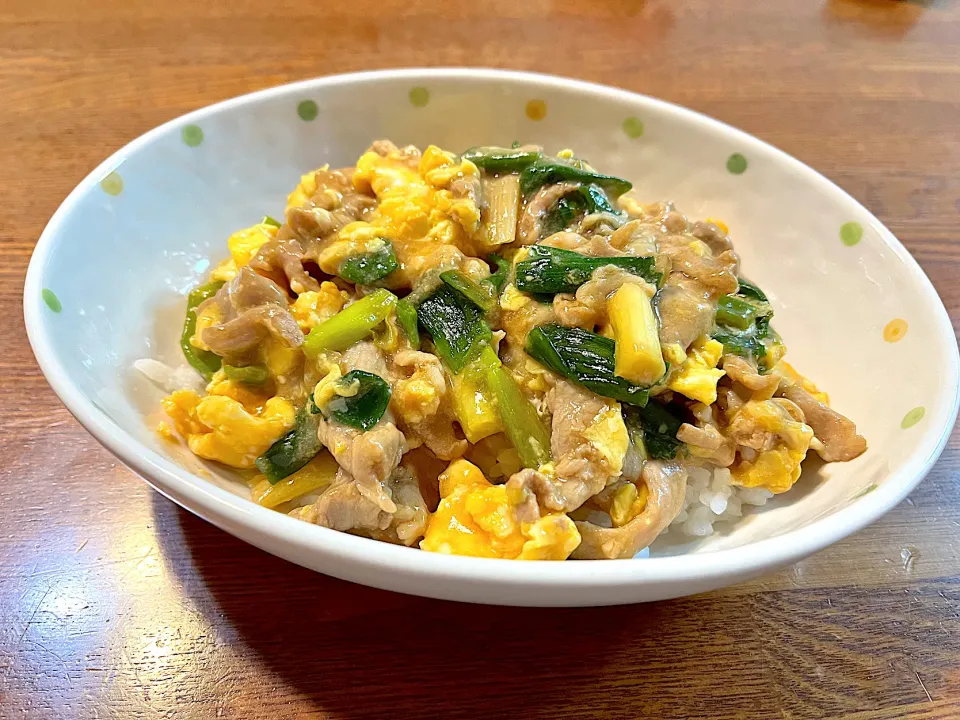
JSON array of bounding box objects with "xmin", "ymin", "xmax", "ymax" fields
[
  {"xmin": 223, "ymin": 364, "xmax": 269, "ymax": 385},
  {"xmin": 715, "ymin": 294, "xmax": 760, "ymax": 331},
  {"xmin": 180, "ymin": 281, "xmax": 225, "ymax": 381},
  {"xmin": 625, "ymin": 403, "xmax": 685, "ymax": 460},
  {"xmin": 395, "ymin": 299, "xmax": 420, "ymax": 350},
  {"xmin": 261, "ymin": 215, "xmax": 282, "ymax": 228},
  {"xmin": 483, "ymin": 347, "xmax": 551, "ymax": 468},
  {"xmin": 514, "ymin": 245, "xmax": 660, "ymax": 295},
  {"xmin": 525, "ymin": 324, "xmax": 652, "ymax": 406},
  {"xmin": 541, "ymin": 194, "xmax": 586, "ymax": 236},
  {"xmin": 325, "ymin": 370, "xmax": 392, "ymax": 431},
  {"xmin": 440, "ymin": 269, "xmax": 496, "ymax": 312},
  {"xmin": 735, "ymin": 278, "xmax": 768, "ymax": 302},
  {"xmin": 519, "ymin": 158, "xmax": 632, "ymax": 198},
  {"xmin": 303, "ymin": 289, "xmax": 397, "ymax": 356},
  {"xmin": 712, "ymin": 277, "xmax": 778, "ymax": 368},
  {"xmin": 255, "ymin": 404, "xmax": 324, "ymax": 484},
  {"xmin": 337, "ymin": 241, "xmax": 399, "ymax": 285},
  {"xmin": 487, "ymin": 254, "xmax": 510, "ymax": 294},
  {"xmin": 711, "ymin": 327, "xmax": 767, "ymax": 361},
  {"xmin": 462, "ymin": 146, "xmax": 542, "ymax": 173},
  {"xmin": 540, "ymin": 184, "xmax": 617, "ymax": 236},
  {"xmin": 417, "ymin": 285, "xmax": 492, "ymax": 373}
]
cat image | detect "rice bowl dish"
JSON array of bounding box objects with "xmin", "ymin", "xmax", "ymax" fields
[{"xmin": 138, "ymin": 139, "xmax": 866, "ymax": 560}]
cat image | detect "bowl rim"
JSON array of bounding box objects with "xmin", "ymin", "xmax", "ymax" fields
[{"xmin": 23, "ymin": 67, "xmax": 960, "ymax": 594}]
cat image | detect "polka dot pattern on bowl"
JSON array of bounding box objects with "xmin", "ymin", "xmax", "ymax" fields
[
  {"xmin": 297, "ymin": 100, "xmax": 319, "ymax": 121},
  {"xmin": 100, "ymin": 171, "xmax": 123, "ymax": 196},
  {"xmin": 181, "ymin": 125, "xmax": 204, "ymax": 147},
  {"xmin": 408, "ymin": 87, "xmax": 430, "ymax": 108},
  {"xmin": 622, "ymin": 117, "xmax": 644, "ymax": 138},
  {"xmin": 726, "ymin": 153, "xmax": 747, "ymax": 174},
  {"xmin": 42, "ymin": 288, "xmax": 61, "ymax": 313},
  {"xmin": 525, "ymin": 99, "xmax": 547, "ymax": 121},
  {"xmin": 883, "ymin": 318, "xmax": 908, "ymax": 343},
  {"xmin": 901, "ymin": 407, "xmax": 926, "ymax": 429},
  {"xmin": 840, "ymin": 221, "xmax": 863, "ymax": 247}
]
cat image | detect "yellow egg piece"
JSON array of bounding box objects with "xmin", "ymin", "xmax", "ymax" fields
[
  {"xmin": 347, "ymin": 144, "xmax": 482, "ymax": 287},
  {"xmin": 162, "ymin": 390, "xmax": 295, "ymax": 469},
  {"xmin": 421, "ymin": 459, "xmax": 580, "ymax": 560},
  {"xmin": 667, "ymin": 335, "xmax": 726, "ymax": 405},
  {"xmin": 227, "ymin": 223, "xmax": 277, "ymax": 267}
]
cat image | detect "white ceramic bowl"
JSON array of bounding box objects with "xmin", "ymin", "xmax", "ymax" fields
[{"xmin": 24, "ymin": 69, "xmax": 959, "ymax": 606}]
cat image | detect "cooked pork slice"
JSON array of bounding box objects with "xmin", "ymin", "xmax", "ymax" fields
[
  {"xmin": 572, "ymin": 460, "xmax": 687, "ymax": 559},
  {"xmin": 778, "ymin": 384, "xmax": 867, "ymax": 462}
]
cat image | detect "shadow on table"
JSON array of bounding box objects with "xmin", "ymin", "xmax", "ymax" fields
[{"xmin": 152, "ymin": 492, "xmax": 745, "ymax": 720}]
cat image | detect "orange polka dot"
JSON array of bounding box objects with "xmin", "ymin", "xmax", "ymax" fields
[
  {"xmin": 883, "ymin": 318, "xmax": 908, "ymax": 343},
  {"xmin": 525, "ymin": 99, "xmax": 547, "ymax": 121}
]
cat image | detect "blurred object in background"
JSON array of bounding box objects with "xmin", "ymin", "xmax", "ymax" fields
[{"xmin": 824, "ymin": 0, "xmax": 938, "ymax": 37}]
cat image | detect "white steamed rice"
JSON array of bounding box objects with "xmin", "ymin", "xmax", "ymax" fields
[{"xmin": 666, "ymin": 464, "xmax": 773, "ymax": 538}]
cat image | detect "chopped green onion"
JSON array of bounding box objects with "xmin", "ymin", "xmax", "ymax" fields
[
  {"xmin": 483, "ymin": 348, "xmax": 551, "ymax": 468},
  {"xmin": 711, "ymin": 327, "xmax": 768, "ymax": 361},
  {"xmin": 261, "ymin": 215, "xmax": 282, "ymax": 228},
  {"xmin": 514, "ymin": 245, "xmax": 660, "ymax": 295},
  {"xmin": 180, "ymin": 281, "xmax": 224, "ymax": 381},
  {"xmin": 540, "ymin": 184, "xmax": 617, "ymax": 237},
  {"xmin": 325, "ymin": 370, "xmax": 391, "ymax": 432},
  {"xmin": 337, "ymin": 240, "xmax": 399, "ymax": 285},
  {"xmin": 519, "ymin": 158, "xmax": 632, "ymax": 198},
  {"xmin": 487, "ymin": 254, "xmax": 510, "ymax": 294},
  {"xmin": 303, "ymin": 288, "xmax": 397, "ymax": 356},
  {"xmin": 624, "ymin": 403, "xmax": 684, "ymax": 460},
  {"xmin": 223, "ymin": 364, "xmax": 269, "ymax": 385},
  {"xmin": 395, "ymin": 299, "xmax": 420, "ymax": 350},
  {"xmin": 525, "ymin": 324, "xmax": 652, "ymax": 406},
  {"xmin": 416, "ymin": 285, "xmax": 492, "ymax": 373},
  {"xmin": 462, "ymin": 146, "xmax": 542, "ymax": 173},
  {"xmin": 716, "ymin": 295, "xmax": 760, "ymax": 331},
  {"xmin": 480, "ymin": 174, "xmax": 521, "ymax": 247},
  {"xmin": 255, "ymin": 404, "xmax": 324, "ymax": 484},
  {"xmin": 440, "ymin": 269, "xmax": 496, "ymax": 312},
  {"xmin": 736, "ymin": 278, "xmax": 768, "ymax": 302}
]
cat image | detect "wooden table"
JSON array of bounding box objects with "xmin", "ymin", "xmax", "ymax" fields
[{"xmin": 2, "ymin": 1, "xmax": 959, "ymax": 717}]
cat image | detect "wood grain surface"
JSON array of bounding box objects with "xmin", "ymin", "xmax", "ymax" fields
[{"xmin": 2, "ymin": 0, "xmax": 960, "ymax": 718}]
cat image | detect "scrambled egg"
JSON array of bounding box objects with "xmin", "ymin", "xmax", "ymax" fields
[
  {"xmin": 207, "ymin": 221, "xmax": 278, "ymax": 283},
  {"xmin": 287, "ymin": 168, "xmax": 323, "ymax": 209},
  {"xmin": 609, "ymin": 482, "xmax": 650, "ymax": 527},
  {"xmin": 420, "ymin": 459, "xmax": 581, "ymax": 560},
  {"xmin": 320, "ymin": 145, "xmax": 481, "ymax": 287},
  {"xmin": 730, "ymin": 400, "xmax": 815, "ymax": 494},
  {"xmin": 290, "ymin": 282, "xmax": 351, "ymax": 332},
  {"xmin": 465, "ymin": 434, "xmax": 523, "ymax": 481},
  {"xmin": 394, "ymin": 365, "xmax": 443, "ymax": 426},
  {"xmin": 777, "ymin": 361, "xmax": 830, "ymax": 405},
  {"xmin": 667, "ymin": 335, "xmax": 725, "ymax": 405},
  {"xmin": 162, "ymin": 377, "xmax": 295, "ymax": 468},
  {"xmin": 581, "ymin": 403, "xmax": 630, "ymax": 477}
]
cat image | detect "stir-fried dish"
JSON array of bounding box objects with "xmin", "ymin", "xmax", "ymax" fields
[{"xmin": 152, "ymin": 140, "xmax": 867, "ymax": 560}]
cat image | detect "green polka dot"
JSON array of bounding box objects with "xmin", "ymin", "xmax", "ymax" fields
[
  {"xmin": 840, "ymin": 221, "xmax": 864, "ymax": 247},
  {"xmin": 181, "ymin": 124, "xmax": 204, "ymax": 147},
  {"xmin": 622, "ymin": 117, "xmax": 645, "ymax": 139},
  {"xmin": 726, "ymin": 153, "xmax": 748, "ymax": 174},
  {"xmin": 100, "ymin": 171, "xmax": 123, "ymax": 196},
  {"xmin": 409, "ymin": 87, "xmax": 430, "ymax": 108},
  {"xmin": 42, "ymin": 288, "xmax": 62, "ymax": 313},
  {"xmin": 297, "ymin": 100, "xmax": 318, "ymax": 121},
  {"xmin": 901, "ymin": 406, "xmax": 925, "ymax": 429}
]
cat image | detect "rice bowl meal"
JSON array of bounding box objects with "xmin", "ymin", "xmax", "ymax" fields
[{"xmin": 139, "ymin": 139, "xmax": 867, "ymax": 560}]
